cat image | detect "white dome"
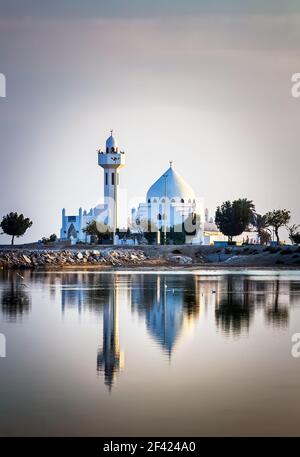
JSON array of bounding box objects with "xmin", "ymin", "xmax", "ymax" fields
[
  {"xmin": 146, "ymin": 165, "xmax": 195, "ymax": 202},
  {"xmin": 106, "ymin": 130, "xmax": 118, "ymax": 151}
]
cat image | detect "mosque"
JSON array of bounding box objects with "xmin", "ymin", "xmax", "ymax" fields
[{"xmin": 60, "ymin": 131, "xmax": 256, "ymax": 245}]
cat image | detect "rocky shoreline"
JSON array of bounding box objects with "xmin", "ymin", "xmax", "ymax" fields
[
  {"xmin": 1, "ymin": 245, "xmax": 300, "ymax": 270},
  {"xmin": 0, "ymin": 248, "xmax": 155, "ymax": 269}
]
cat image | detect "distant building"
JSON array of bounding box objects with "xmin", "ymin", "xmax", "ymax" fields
[{"xmin": 60, "ymin": 206, "xmax": 107, "ymax": 243}]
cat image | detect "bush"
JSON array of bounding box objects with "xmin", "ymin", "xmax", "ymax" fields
[
  {"xmin": 269, "ymin": 246, "xmax": 281, "ymax": 254},
  {"xmin": 42, "ymin": 234, "xmax": 57, "ymax": 244},
  {"xmin": 291, "ymin": 233, "xmax": 300, "ymax": 244},
  {"xmin": 280, "ymin": 248, "xmax": 292, "ymax": 255}
]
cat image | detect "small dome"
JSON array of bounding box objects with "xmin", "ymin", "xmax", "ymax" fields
[
  {"xmin": 106, "ymin": 130, "xmax": 118, "ymax": 151},
  {"xmin": 147, "ymin": 164, "xmax": 195, "ymax": 202}
]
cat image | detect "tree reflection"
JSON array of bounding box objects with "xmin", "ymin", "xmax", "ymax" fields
[
  {"xmin": 265, "ymin": 279, "xmax": 288, "ymax": 328},
  {"xmin": 215, "ymin": 277, "xmax": 254, "ymax": 336},
  {"xmin": 1, "ymin": 278, "xmax": 31, "ymax": 322}
]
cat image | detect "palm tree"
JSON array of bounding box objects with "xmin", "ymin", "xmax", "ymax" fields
[{"xmin": 253, "ymin": 213, "xmax": 271, "ymax": 245}]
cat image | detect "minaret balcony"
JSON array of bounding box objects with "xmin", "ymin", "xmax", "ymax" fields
[{"xmin": 98, "ymin": 151, "xmax": 126, "ymax": 168}]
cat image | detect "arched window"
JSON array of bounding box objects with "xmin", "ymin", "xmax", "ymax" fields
[
  {"xmin": 153, "ymin": 199, "xmax": 157, "ymax": 203},
  {"xmin": 148, "ymin": 198, "xmax": 151, "ymax": 204},
  {"xmin": 171, "ymin": 199, "xmax": 176, "ymax": 203},
  {"xmin": 157, "ymin": 213, "xmax": 162, "ymax": 220},
  {"xmin": 161, "ymin": 198, "xmax": 165, "ymax": 203},
  {"xmin": 188, "ymin": 199, "xmax": 191, "ymax": 203},
  {"xmin": 181, "ymin": 198, "xmax": 184, "ymax": 203}
]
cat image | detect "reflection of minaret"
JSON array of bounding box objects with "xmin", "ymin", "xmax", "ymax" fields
[{"xmin": 97, "ymin": 279, "xmax": 124, "ymax": 390}]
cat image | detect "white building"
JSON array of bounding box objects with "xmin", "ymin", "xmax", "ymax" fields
[
  {"xmin": 60, "ymin": 130, "xmax": 257, "ymax": 245},
  {"xmin": 60, "ymin": 130, "xmax": 126, "ymax": 243},
  {"xmin": 132, "ymin": 162, "xmax": 204, "ymax": 244}
]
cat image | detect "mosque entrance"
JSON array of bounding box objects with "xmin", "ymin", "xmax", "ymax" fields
[{"xmin": 67, "ymin": 223, "xmax": 77, "ymax": 239}]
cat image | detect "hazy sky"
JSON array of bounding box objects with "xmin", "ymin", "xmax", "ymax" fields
[{"xmin": 0, "ymin": 0, "xmax": 299, "ymax": 243}]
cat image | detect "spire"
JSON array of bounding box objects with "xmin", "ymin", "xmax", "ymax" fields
[{"xmin": 169, "ymin": 160, "xmax": 173, "ymax": 168}]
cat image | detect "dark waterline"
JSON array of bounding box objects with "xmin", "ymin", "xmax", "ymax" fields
[{"xmin": 0, "ymin": 270, "xmax": 300, "ymax": 436}]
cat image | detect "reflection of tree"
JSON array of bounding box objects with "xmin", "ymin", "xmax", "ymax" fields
[
  {"xmin": 215, "ymin": 277, "xmax": 254, "ymax": 336},
  {"xmin": 182, "ymin": 276, "xmax": 199, "ymax": 318},
  {"xmin": 265, "ymin": 280, "xmax": 288, "ymax": 328},
  {"xmin": 289, "ymin": 281, "xmax": 300, "ymax": 307},
  {"xmin": 1, "ymin": 282, "xmax": 31, "ymax": 322}
]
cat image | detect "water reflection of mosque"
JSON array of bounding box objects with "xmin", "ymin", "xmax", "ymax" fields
[
  {"xmin": 96, "ymin": 282, "xmax": 124, "ymax": 390},
  {"xmin": 130, "ymin": 275, "xmax": 202, "ymax": 356},
  {"xmin": 58, "ymin": 273, "xmax": 298, "ymax": 388},
  {"xmin": 4, "ymin": 270, "xmax": 296, "ymax": 389},
  {"xmin": 59, "ymin": 274, "xmax": 203, "ymax": 388}
]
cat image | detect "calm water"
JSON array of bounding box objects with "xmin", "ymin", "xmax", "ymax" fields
[{"xmin": 0, "ymin": 269, "xmax": 300, "ymax": 436}]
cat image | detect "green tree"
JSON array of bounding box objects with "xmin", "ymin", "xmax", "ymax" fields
[
  {"xmin": 82, "ymin": 220, "xmax": 112, "ymax": 244},
  {"xmin": 1, "ymin": 212, "xmax": 33, "ymax": 245},
  {"xmin": 42, "ymin": 233, "xmax": 57, "ymax": 244},
  {"xmin": 287, "ymin": 224, "xmax": 300, "ymax": 244},
  {"xmin": 215, "ymin": 199, "xmax": 255, "ymax": 243},
  {"xmin": 253, "ymin": 213, "xmax": 271, "ymax": 245},
  {"xmin": 265, "ymin": 209, "xmax": 291, "ymax": 244}
]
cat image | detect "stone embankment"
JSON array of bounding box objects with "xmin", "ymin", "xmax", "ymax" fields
[
  {"xmin": 0, "ymin": 249, "xmax": 151, "ymax": 269},
  {"xmin": 1, "ymin": 244, "xmax": 300, "ymax": 269}
]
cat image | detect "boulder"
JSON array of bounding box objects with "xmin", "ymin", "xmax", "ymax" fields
[{"xmin": 168, "ymin": 255, "xmax": 193, "ymax": 265}]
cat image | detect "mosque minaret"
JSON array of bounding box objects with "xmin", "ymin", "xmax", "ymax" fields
[{"xmin": 98, "ymin": 130, "xmax": 126, "ymax": 242}]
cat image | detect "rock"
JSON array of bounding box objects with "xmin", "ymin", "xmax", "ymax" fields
[
  {"xmin": 168, "ymin": 255, "xmax": 193, "ymax": 265},
  {"xmin": 22, "ymin": 255, "xmax": 32, "ymax": 264}
]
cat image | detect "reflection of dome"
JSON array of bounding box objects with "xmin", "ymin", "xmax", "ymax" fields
[
  {"xmin": 146, "ymin": 165, "xmax": 195, "ymax": 201},
  {"xmin": 106, "ymin": 130, "xmax": 118, "ymax": 151}
]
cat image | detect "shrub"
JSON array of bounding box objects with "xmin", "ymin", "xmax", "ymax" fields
[{"xmin": 280, "ymin": 249, "xmax": 292, "ymax": 255}]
